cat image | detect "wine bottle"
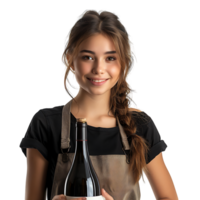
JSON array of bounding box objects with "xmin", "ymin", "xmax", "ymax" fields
[{"xmin": 64, "ymin": 118, "xmax": 105, "ymax": 200}]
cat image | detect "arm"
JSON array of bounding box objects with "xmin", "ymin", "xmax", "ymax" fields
[
  {"xmin": 25, "ymin": 148, "xmax": 49, "ymax": 200},
  {"xmin": 144, "ymin": 152, "xmax": 179, "ymax": 200}
]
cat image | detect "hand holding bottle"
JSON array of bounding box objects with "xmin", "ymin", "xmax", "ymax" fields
[
  {"xmin": 52, "ymin": 190, "xmax": 113, "ymax": 200},
  {"xmin": 52, "ymin": 194, "xmax": 87, "ymax": 200}
]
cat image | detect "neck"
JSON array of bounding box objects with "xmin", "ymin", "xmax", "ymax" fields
[{"xmin": 70, "ymin": 88, "xmax": 114, "ymax": 118}]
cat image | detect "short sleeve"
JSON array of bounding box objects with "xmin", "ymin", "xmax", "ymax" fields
[
  {"xmin": 135, "ymin": 112, "xmax": 167, "ymax": 164},
  {"xmin": 19, "ymin": 109, "xmax": 49, "ymax": 162}
]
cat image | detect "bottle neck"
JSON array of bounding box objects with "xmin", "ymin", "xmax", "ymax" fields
[{"xmin": 74, "ymin": 122, "xmax": 90, "ymax": 161}]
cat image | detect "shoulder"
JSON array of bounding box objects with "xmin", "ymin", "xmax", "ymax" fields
[
  {"xmin": 128, "ymin": 107, "xmax": 151, "ymax": 126},
  {"xmin": 128, "ymin": 107, "xmax": 142, "ymax": 112},
  {"xmin": 40, "ymin": 105, "xmax": 64, "ymax": 116},
  {"xmin": 29, "ymin": 105, "xmax": 64, "ymax": 129}
]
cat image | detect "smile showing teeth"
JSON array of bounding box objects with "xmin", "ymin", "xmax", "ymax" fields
[{"xmin": 91, "ymin": 79, "xmax": 106, "ymax": 82}]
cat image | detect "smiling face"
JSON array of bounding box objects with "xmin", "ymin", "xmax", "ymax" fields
[{"xmin": 70, "ymin": 33, "xmax": 121, "ymax": 96}]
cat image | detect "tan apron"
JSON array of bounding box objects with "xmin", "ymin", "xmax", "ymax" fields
[{"xmin": 50, "ymin": 99, "xmax": 141, "ymax": 200}]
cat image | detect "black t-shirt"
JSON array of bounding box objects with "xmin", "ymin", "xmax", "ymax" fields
[{"xmin": 19, "ymin": 105, "xmax": 167, "ymax": 200}]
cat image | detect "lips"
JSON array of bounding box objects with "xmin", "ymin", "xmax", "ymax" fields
[
  {"xmin": 87, "ymin": 78, "xmax": 109, "ymax": 86},
  {"xmin": 87, "ymin": 78, "xmax": 109, "ymax": 81}
]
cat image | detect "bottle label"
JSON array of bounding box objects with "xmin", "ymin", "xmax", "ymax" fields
[{"xmin": 65, "ymin": 195, "xmax": 106, "ymax": 200}]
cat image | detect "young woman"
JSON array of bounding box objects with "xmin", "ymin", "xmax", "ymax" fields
[{"xmin": 20, "ymin": 10, "xmax": 179, "ymax": 200}]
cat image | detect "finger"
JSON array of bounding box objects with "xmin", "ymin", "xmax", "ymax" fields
[
  {"xmin": 57, "ymin": 194, "xmax": 66, "ymax": 200},
  {"xmin": 102, "ymin": 188, "xmax": 114, "ymax": 200},
  {"xmin": 52, "ymin": 195, "xmax": 60, "ymax": 200},
  {"xmin": 60, "ymin": 195, "xmax": 66, "ymax": 200}
]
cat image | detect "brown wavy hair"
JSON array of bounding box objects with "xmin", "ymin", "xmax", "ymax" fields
[{"xmin": 62, "ymin": 10, "xmax": 150, "ymax": 185}]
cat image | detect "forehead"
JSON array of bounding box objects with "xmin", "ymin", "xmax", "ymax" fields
[{"xmin": 78, "ymin": 34, "xmax": 116, "ymax": 54}]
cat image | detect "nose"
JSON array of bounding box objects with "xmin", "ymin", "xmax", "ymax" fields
[{"xmin": 91, "ymin": 59, "xmax": 105, "ymax": 75}]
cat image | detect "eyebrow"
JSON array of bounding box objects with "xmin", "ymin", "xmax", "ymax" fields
[{"xmin": 79, "ymin": 50, "xmax": 117, "ymax": 55}]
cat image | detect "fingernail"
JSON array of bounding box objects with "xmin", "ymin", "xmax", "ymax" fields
[{"xmin": 103, "ymin": 188, "xmax": 106, "ymax": 192}]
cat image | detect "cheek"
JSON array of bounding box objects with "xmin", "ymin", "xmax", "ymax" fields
[
  {"xmin": 75, "ymin": 61, "xmax": 88, "ymax": 74},
  {"xmin": 109, "ymin": 65, "xmax": 121, "ymax": 78},
  {"xmin": 82, "ymin": 66, "xmax": 91, "ymax": 75},
  {"xmin": 75, "ymin": 60, "xmax": 91, "ymax": 76}
]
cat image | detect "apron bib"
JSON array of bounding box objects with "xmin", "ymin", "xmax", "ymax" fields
[{"xmin": 50, "ymin": 99, "xmax": 141, "ymax": 200}]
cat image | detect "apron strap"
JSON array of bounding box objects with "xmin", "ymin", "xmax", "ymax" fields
[
  {"xmin": 60, "ymin": 99, "xmax": 72, "ymax": 163},
  {"xmin": 61, "ymin": 99, "xmax": 72, "ymax": 150}
]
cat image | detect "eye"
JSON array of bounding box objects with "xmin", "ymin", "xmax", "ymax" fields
[
  {"xmin": 82, "ymin": 56, "xmax": 116, "ymax": 61},
  {"xmin": 82, "ymin": 56, "xmax": 93, "ymax": 60},
  {"xmin": 107, "ymin": 57, "xmax": 116, "ymax": 61}
]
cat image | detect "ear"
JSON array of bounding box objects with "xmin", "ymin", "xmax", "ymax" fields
[{"xmin": 66, "ymin": 53, "xmax": 74, "ymax": 71}]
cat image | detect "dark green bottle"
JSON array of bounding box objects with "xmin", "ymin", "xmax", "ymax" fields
[{"xmin": 64, "ymin": 118, "xmax": 101, "ymax": 199}]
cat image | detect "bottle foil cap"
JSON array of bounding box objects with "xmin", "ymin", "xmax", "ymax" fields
[{"xmin": 77, "ymin": 118, "xmax": 87, "ymax": 123}]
